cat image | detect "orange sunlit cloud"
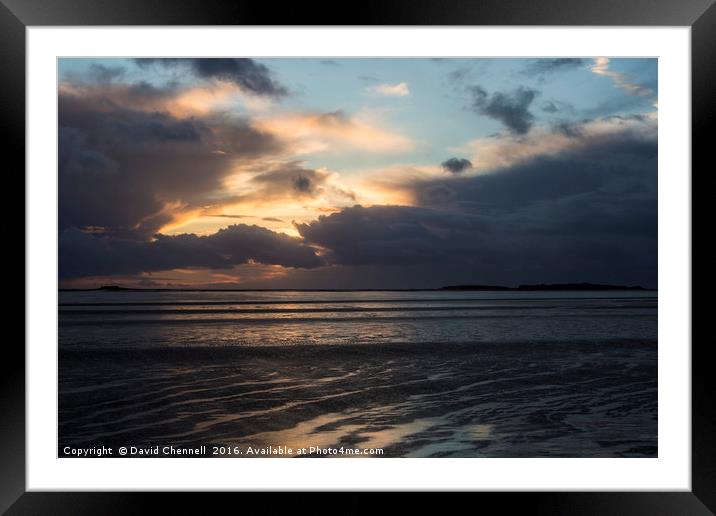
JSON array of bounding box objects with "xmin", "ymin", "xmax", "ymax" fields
[
  {"xmin": 253, "ymin": 111, "xmax": 415, "ymax": 155},
  {"xmin": 345, "ymin": 165, "xmax": 440, "ymax": 206},
  {"xmin": 159, "ymin": 162, "xmax": 359, "ymax": 237}
]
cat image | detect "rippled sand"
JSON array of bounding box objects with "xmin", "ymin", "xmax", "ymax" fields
[{"xmin": 59, "ymin": 340, "xmax": 657, "ymax": 457}]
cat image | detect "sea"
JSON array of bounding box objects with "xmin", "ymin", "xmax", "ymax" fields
[{"xmin": 58, "ymin": 290, "xmax": 657, "ymax": 458}]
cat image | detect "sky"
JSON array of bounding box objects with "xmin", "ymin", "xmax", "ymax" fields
[{"xmin": 58, "ymin": 57, "xmax": 658, "ymax": 289}]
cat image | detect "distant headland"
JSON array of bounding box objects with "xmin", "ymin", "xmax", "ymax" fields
[{"xmin": 440, "ymin": 283, "xmax": 652, "ymax": 291}]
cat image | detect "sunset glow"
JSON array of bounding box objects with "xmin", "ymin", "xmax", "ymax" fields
[{"xmin": 59, "ymin": 57, "xmax": 657, "ymax": 289}]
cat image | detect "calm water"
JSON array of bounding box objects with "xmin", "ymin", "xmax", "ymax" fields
[
  {"xmin": 58, "ymin": 290, "xmax": 657, "ymax": 457},
  {"xmin": 59, "ymin": 290, "xmax": 657, "ymax": 348}
]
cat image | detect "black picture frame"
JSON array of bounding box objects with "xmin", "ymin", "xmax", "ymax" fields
[{"xmin": 3, "ymin": 0, "xmax": 709, "ymax": 512}]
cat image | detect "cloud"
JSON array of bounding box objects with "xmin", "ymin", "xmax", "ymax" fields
[
  {"xmin": 542, "ymin": 101, "xmax": 559, "ymax": 114},
  {"xmin": 59, "ymin": 127, "xmax": 118, "ymax": 176},
  {"xmin": 231, "ymin": 162, "xmax": 357, "ymax": 207},
  {"xmin": 87, "ymin": 63, "xmax": 125, "ymax": 83},
  {"xmin": 454, "ymin": 114, "xmax": 656, "ymax": 173},
  {"xmin": 60, "ymin": 80, "xmax": 177, "ymax": 111},
  {"xmin": 58, "ymin": 59, "xmax": 658, "ymax": 289},
  {"xmin": 540, "ymin": 99, "xmax": 576, "ymax": 115},
  {"xmin": 253, "ymin": 110, "xmax": 415, "ymax": 155},
  {"xmin": 59, "ymin": 224, "xmax": 323, "ymax": 279},
  {"xmin": 58, "ymin": 78, "xmax": 246, "ymax": 118},
  {"xmin": 468, "ymin": 85, "xmax": 538, "ymax": 135},
  {"xmin": 188, "ymin": 162, "xmax": 358, "ymax": 236},
  {"xmin": 523, "ymin": 58, "xmax": 585, "ymax": 76},
  {"xmin": 417, "ymin": 134, "xmax": 656, "ymax": 212},
  {"xmin": 210, "ymin": 214, "xmax": 250, "ymax": 219},
  {"xmin": 59, "ymin": 85, "xmax": 283, "ymax": 237},
  {"xmin": 245, "ymin": 162, "xmax": 334, "ymax": 200},
  {"xmin": 57, "ymin": 68, "xmax": 411, "ymax": 241},
  {"xmin": 590, "ymin": 57, "xmax": 653, "ymax": 97},
  {"xmin": 134, "ymin": 58, "xmax": 287, "ymax": 97},
  {"xmin": 297, "ymin": 205, "xmax": 469, "ymax": 267},
  {"xmin": 336, "ymin": 164, "xmax": 427, "ymax": 207},
  {"xmin": 296, "ymin": 119, "xmax": 657, "ymax": 287},
  {"xmin": 551, "ymin": 121, "xmax": 585, "ymax": 138},
  {"xmin": 440, "ymin": 157, "xmax": 473, "ymax": 174},
  {"xmin": 353, "ymin": 115, "xmax": 656, "ymax": 211},
  {"xmin": 367, "ymin": 82, "xmax": 410, "ymax": 97},
  {"xmin": 447, "ymin": 67, "xmax": 471, "ymax": 86}
]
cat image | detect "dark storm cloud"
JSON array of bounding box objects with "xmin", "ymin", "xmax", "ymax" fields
[
  {"xmin": 134, "ymin": 58, "xmax": 287, "ymax": 97},
  {"xmin": 59, "ymin": 224, "xmax": 323, "ymax": 279},
  {"xmin": 59, "ymin": 89, "xmax": 282, "ymax": 237},
  {"xmin": 415, "ymin": 133, "xmax": 656, "ymax": 212},
  {"xmin": 523, "ymin": 58, "xmax": 585, "ymax": 76},
  {"xmin": 440, "ymin": 157, "xmax": 473, "ymax": 174},
  {"xmin": 297, "ymin": 205, "xmax": 488, "ymax": 267},
  {"xmin": 59, "ymin": 127, "xmax": 118, "ymax": 176},
  {"xmin": 468, "ymin": 86, "xmax": 538, "ymax": 135},
  {"xmin": 101, "ymin": 109, "xmax": 205, "ymax": 143},
  {"xmin": 298, "ymin": 127, "xmax": 657, "ymax": 287},
  {"xmin": 421, "ymin": 184, "xmax": 458, "ymax": 204}
]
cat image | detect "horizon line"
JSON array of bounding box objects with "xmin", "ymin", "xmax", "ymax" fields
[{"xmin": 58, "ymin": 283, "xmax": 657, "ymax": 293}]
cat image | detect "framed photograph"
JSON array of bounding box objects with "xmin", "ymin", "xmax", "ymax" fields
[{"xmin": 7, "ymin": 0, "xmax": 710, "ymax": 511}]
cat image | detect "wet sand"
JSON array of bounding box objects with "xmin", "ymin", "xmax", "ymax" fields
[{"xmin": 59, "ymin": 340, "xmax": 657, "ymax": 457}]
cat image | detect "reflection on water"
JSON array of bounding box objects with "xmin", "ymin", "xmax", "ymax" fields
[
  {"xmin": 58, "ymin": 291, "xmax": 657, "ymax": 457},
  {"xmin": 59, "ymin": 290, "xmax": 657, "ymax": 348}
]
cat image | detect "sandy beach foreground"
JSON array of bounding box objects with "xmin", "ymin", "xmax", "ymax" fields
[{"xmin": 59, "ymin": 340, "xmax": 657, "ymax": 458}]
